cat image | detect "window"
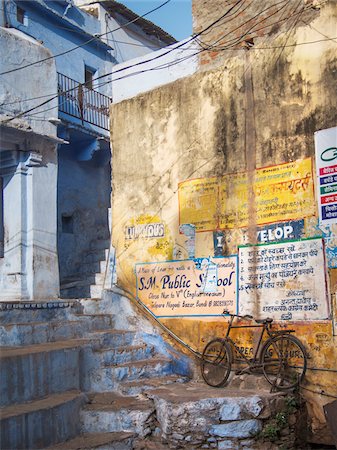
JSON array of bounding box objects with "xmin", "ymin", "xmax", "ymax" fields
[
  {"xmin": 17, "ymin": 6, "xmax": 27, "ymax": 25},
  {"xmin": 62, "ymin": 214, "xmax": 74, "ymax": 234},
  {"xmin": 84, "ymin": 66, "xmax": 95, "ymax": 90},
  {"xmin": 0, "ymin": 177, "xmax": 4, "ymax": 258}
]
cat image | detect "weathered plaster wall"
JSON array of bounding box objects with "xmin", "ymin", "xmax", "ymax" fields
[{"xmin": 110, "ymin": 1, "xmax": 337, "ymax": 443}]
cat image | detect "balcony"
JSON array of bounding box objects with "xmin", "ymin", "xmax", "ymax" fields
[{"xmin": 57, "ymin": 72, "xmax": 112, "ymax": 131}]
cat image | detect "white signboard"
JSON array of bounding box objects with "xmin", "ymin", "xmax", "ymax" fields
[
  {"xmin": 239, "ymin": 238, "xmax": 329, "ymax": 321},
  {"xmin": 315, "ymin": 127, "xmax": 337, "ymax": 224}
]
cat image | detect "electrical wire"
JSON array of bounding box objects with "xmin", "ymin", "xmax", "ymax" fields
[
  {"xmin": 0, "ymin": 0, "xmax": 242, "ymax": 122},
  {"xmin": 2, "ymin": 1, "xmax": 336, "ymax": 122},
  {"xmin": 198, "ymin": 0, "xmax": 298, "ymax": 51},
  {"xmin": 0, "ymin": 0, "xmax": 172, "ymax": 76}
]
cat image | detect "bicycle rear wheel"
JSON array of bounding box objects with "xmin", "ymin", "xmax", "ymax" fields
[
  {"xmin": 261, "ymin": 334, "xmax": 307, "ymax": 390},
  {"xmin": 201, "ymin": 338, "xmax": 232, "ymax": 387}
]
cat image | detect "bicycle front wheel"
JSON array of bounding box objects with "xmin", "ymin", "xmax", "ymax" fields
[
  {"xmin": 261, "ymin": 334, "xmax": 307, "ymax": 390},
  {"xmin": 201, "ymin": 338, "xmax": 232, "ymax": 387}
]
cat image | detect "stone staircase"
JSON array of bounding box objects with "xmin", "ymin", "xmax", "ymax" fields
[
  {"xmin": 60, "ymin": 238, "xmax": 111, "ymax": 299},
  {"xmin": 0, "ymin": 299, "xmax": 191, "ymax": 449},
  {"xmin": 0, "ymin": 295, "xmax": 300, "ymax": 449}
]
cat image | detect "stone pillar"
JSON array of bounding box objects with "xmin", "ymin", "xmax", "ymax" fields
[{"xmin": 0, "ymin": 145, "xmax": 59, "ymax": 301}]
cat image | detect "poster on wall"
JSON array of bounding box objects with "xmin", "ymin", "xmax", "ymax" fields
[
  {"xmin": 178, "ymin": 158, "xmax": 315, "ymax": 232},
  {"xmin": 315, "ymin": 126, "xmax": 337, "ymax": 224},
  {"xmin": 178, "ymin": 178, "xmax": 218, "ymax": 232},
  {"xmin": 238, "ymin": 238, "xmax": 329, "ymax": 321},
  {"xmin": 135, "ymin": 256, "xmax": 237, "ymax": 318}
]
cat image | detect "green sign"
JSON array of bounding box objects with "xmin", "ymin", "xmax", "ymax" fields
[{"xmin": 320, "ymin": 183, "xmax": 337, "ymax": 195}]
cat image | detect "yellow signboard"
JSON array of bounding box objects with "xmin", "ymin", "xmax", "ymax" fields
[
  {"xmin": 178, "ymin": 158, "xmax": 315, "ymax": 231},
  {"xmin": 220, "ymin": 158, "xmax": 315, "ymax": 229},
  {"xmin": 178, "ymin": 177, "xmax": 218, "ymax": 232},
  {"xmin": 136, "ymin": 257, "xmax": 237, "ymax": 317}
]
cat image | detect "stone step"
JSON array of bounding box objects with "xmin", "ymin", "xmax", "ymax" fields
[
  {"xmin": 118, "ymin": 375, "xmax": 190, "ymax": 396},
  {"xmin": 146, "ymin": 381, "xmax": 286, "ymax": 448},
  {"xmin": 0, "ymin": 390, "xmax": 86, "ymax": 449},
  {"xmin": 0, "ymin": 314, "xmax": 113, "ymax": 346},
  {"xmin": 228, "ymin": 372, "xmax": 274, "ymax": 392},
  {"xmin": 86, "ymin": 357, "xmax": 173, "ymax": 392},
  {"xmin": 47, "ymin": 431, "xmax": 135, "ymax": 450},
  {"xmin": 88, "ymin": 329, "xmax": 136, "ymax": 349},
  {"xmin": 95, "ymin": 344, "xmax": 156, "ymax": 365},
  {"xmin": 0, "ymin": 339, "xmax": 89, "ymax": 407},
  {"xmin": 81, "ymin": 392, "xmax": 154, "ymax": 437},
  {"xmin": 105, "ymin": 357, "xmax": 174, "ymax": 382}
]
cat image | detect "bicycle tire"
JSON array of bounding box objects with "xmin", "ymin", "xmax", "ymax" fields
[
  {"xmin": 201, "ymin": 338, "xmax": 232, "ymax": 387},
  {"xmin": 261, "ymin": 334, "xmax": 307, "ymax": 390}
]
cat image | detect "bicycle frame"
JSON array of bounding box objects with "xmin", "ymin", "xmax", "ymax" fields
[{"xmin": 224, "ymin": 313, "xmax": 274, "ymax": 369}]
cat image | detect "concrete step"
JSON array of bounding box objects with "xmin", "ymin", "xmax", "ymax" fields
[
  {"xmin": 119, "ymin": 374, "xmax": 190, "ymax": 396},
  {"xmin": 0, "ymin": 314, "xmax": 113, "ymax": 346},
  {"xmin": 79, "ymin": 298, "xmax": 103, "ymax": 314},
  {"xmin": 47, "ymin": 431, "xmax": 135, "ymax": 450},
  {"xmin": 61, "ymin": 276, "xmax": 95, "ymax": 290},
  {"xmin": 95, "ymin": 344, "xmax": 156, "ymax": 365},
  {"xmin": 0, "ymin": 339, "xmax": 88, "ymax": 407},
  {"xmin": 0, "ymin": 300, "xmax": 80, "ymax": 324},
  {"xmin": 90, "ymin": 284, "xmax": 103, "ymax": 298},
  {"xmin": 61, "ymin": 285, "xmax": 92, "ymax": 299},
  {"xmin": 81, "ymin": 392, "xmax": 154, "ymax": 437},
  {"xmin": 84, "ymin": 249, "xmax": 109, "ymax": 264},
  {"xmin": 94, "ymin": 272, "xmax": 105, "ymax": 285},
  {"xmin": 0, "ymin": 390, "xmax": 86, "ymax": 449},
  {"xmin": 90, "ymin": 239, "xmax": 111, "ymax": 251},
  {"xmin": 80, "ymin": 260, "xmax": 107, "ymax": 276}
]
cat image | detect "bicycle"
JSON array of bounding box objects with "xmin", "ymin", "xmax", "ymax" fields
[{"xmin": 201, "ymin": 309, "xmax": 307, "ymax": 390}]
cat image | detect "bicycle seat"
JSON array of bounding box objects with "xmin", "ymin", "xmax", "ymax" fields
[{"xmin": 255, "ymin": 318, "xmax": 273, "ymax": 324}]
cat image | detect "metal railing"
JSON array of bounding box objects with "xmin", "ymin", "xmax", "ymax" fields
[{"xmin": 57, "ymin": 72, "xmax": 112, "ymax": 131}]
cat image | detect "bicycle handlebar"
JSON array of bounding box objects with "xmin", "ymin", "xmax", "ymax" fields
[{"xmin": 222, "ymin": 309, "xmax": 253, "ymax": 320}]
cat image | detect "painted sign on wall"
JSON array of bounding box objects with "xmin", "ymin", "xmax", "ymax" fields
[
  {"xmin": 220, "ymin": 158, "xmax": 314, "ymax": 228},
  {"xmin": 315, "ymin": 127, "xmax": 337, "ymax": 224},
  {"xmin": 136, "ymin": 256, "xmax": 237, "ymax": 317},
  {"xmin": 238, "ymin": 238, "xmax": 329, "ymax": 321},
  {"xmin": 213, "ymin": 220, "xmax": 305, "ymax": 256},
  {"xmin": 178, "ymin": 158, "xmax": 315, "ymax": 232}
]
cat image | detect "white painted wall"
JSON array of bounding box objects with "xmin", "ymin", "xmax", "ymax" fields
[
  {"xmin": 0, "ymin": 27, "xmax": 58, "ymax": 138},
  {"xmin": 0, "ymin": 28, "xmax": 59, "ymax": 300},
  {"xmin": 111, "ymin": 38, "xmax": 199, "ymax": 103}
]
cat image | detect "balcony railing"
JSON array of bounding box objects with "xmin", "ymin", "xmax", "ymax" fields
[{"xmin": 57, "ymin": 72, "xmax": 112, "ymax": 131}]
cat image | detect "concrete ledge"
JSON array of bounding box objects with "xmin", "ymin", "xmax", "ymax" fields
[
  {"xmin": 0, "ymin": 390, "xmax": 86, "ymax": 449},
  {"xmin": 0, "ymin": 339, "xmax": 88, "ymax": 407}
]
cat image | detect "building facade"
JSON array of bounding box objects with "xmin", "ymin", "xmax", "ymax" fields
[
  {"xmin": 109, "ymin": 0, "xmax": 337, "ymax": 444},
  {"xmin": 0, "ymin": 0, "xmax": 175, "ymax": 300}
]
